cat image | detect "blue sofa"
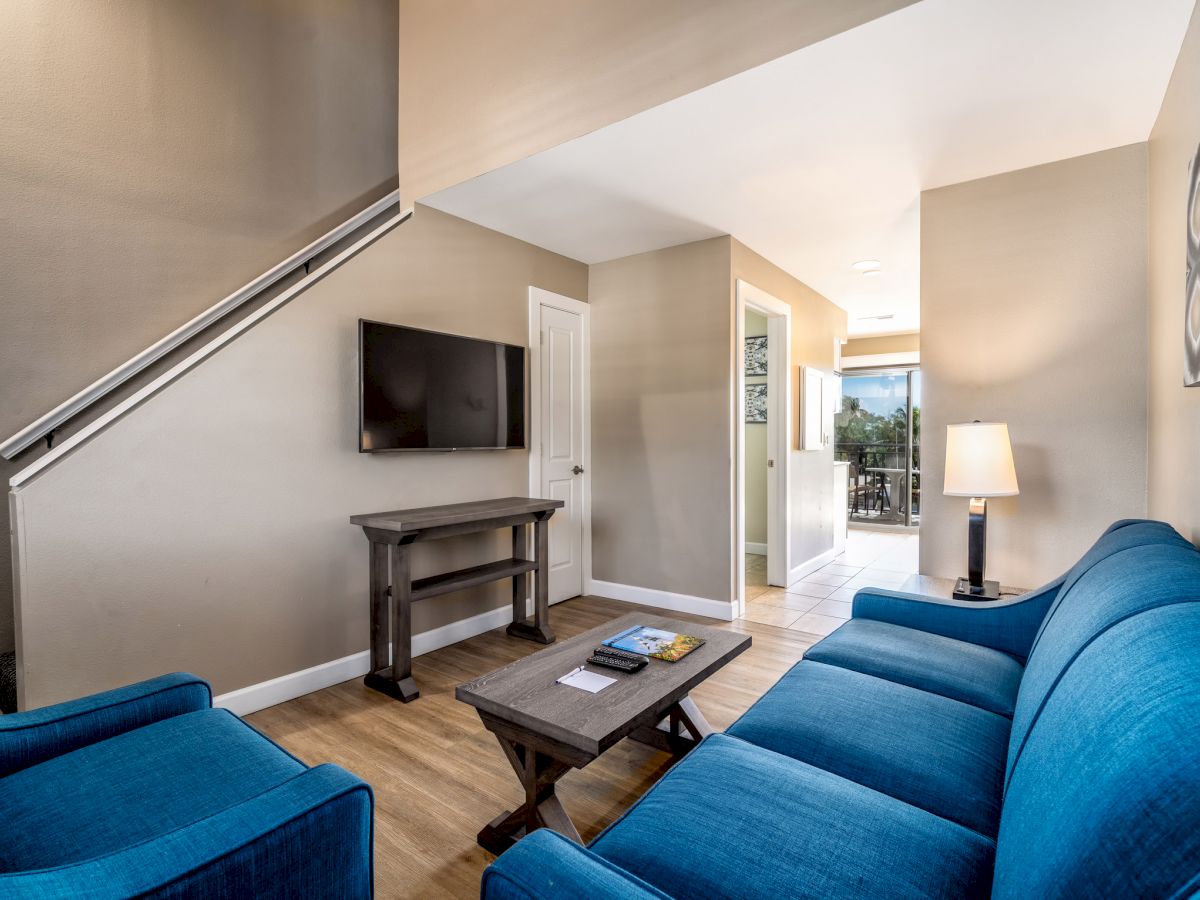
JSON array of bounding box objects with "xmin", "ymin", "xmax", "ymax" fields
[
  {"xmin": 482, "ymin": 519, "xmax": 1200, "ymax": 898},
  {"xmin": 0, "ymin": 672, "xmax": 372, "ymax": 898}
]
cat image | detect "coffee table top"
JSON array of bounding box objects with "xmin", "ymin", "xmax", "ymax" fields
[{"xmin": 456, "ymin": 613, "xmax": 750, "ymax": 758}]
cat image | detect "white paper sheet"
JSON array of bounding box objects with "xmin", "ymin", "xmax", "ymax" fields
[{"xmin": 556, "ymin": 667, "xmax": 616, "ymax": 693}]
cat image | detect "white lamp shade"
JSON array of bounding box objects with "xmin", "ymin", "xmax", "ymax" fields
[{"xmin": 943, "ymin": 422, "xmax": 1019, "ymax": 497}]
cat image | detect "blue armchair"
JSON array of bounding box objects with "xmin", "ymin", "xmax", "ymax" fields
[{"xmin": 0, "ymin": 673, "xmax": 373, "ymax": 899}]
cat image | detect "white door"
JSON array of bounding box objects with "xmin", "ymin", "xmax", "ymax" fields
[{"xmin": 538, "ymin": 302, "xmax": 585, "ymax": 602}]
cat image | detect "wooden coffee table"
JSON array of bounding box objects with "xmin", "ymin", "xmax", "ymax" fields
[{"xmin": 456, "ymin": 612, "xmax": 751, "ymax": 854}]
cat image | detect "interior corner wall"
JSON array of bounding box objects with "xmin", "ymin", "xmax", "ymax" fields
[
  {"xmin": 11, "ymin": 206, "xmax": 587, "ymax": 710},
  {"xmin": 920, "ymin": 145, "xmax": 1149, "ymax": 589},
  {"xmin": 589, "ymin": 238, "xmax": 733, "ymax": 603},
  {"xmin": 0, "ymin": 0, "xmax": 400, "ymax": 656},
  {"xmin": 1148, "ymin": 2, "xmax": 1200, "ymax": 546},
  {"xmin": 397, "ymin": 0, "xmax": 918, "ymax": 204},
  {"xmin": 731, "ymin": 240, "xmax": 848, "ymax": 578}
]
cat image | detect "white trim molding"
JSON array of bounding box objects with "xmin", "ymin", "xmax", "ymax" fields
[
  {"xmin": 733, "ymin": 279, "xmax": 792, "ymax": 616},
  {"xmin": 590, "ymin": 579, "xmax": 735, "ymax": 622},
  {"xmin": 788, "ymin": 547, "xmax": 838, "ymax": 586},
  {"xmin": 215, "ymin": 599, "xmax": 533, "ymax": 717},
  {"xmin": 744, "ymin": 541, "xmax": 768, "ymax": 556}
]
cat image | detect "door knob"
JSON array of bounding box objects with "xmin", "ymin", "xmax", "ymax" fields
[{"xmin": 572, "ymin": 465, "xmax": 585, "ymax": 475}]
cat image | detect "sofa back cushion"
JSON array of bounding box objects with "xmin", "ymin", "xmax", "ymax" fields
[
  {"xmin": 1006, "ymin": 520, "xmax": 1193, "ymax": 785},
  {"xmin": 993, "ymin": 601, "xmax": 1200, "ymax": 898}
]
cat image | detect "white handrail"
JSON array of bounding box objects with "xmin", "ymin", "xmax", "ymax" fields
[
  {"xmin": 0, "ymin": 190, "xmax": 403, "ymax": 460},
  {"xmin": 10, "ymin": 206, "xmax": 413, "ymax": 489}
]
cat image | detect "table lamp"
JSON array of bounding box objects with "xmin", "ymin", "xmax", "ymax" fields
[{"xmin": 943, "ymin": 421, "xmax": 1019, "ymax": 601}]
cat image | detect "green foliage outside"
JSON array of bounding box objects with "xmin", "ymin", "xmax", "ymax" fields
[{"xmin": 835, "ymin": 396, "xmax": 920, "ymax": 452}]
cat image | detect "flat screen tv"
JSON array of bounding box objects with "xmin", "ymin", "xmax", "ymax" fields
[{"xmin": 358, "ymin": 319, "xmax": 526, "ymax": 452}]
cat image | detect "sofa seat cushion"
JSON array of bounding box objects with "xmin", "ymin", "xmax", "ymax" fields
[
  {"xmin": 590, "ymin": 733, "xmax": 995, "ymax": 900},
  {"xmin": 726, "ymin": 661, "xmax": 1009, "ymax": 836},
  {"xmin": 804, "ymin": 619, "xmax": 1024, "ymax": 717},
  {"xmin": 0, "ymin": 708, "xmax": 306, "ymax": 871}
]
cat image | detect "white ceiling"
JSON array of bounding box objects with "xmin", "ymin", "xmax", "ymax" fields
[{"xmin": 423, "ymin": 0, "xmax": 1194, "ymax": 336}]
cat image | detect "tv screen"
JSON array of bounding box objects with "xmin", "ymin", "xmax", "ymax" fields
[{"xmin": 359, "ymin": 320, "xmax": 525, "ymax": 452}]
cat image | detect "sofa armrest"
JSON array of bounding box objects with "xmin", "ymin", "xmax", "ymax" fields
[
  {"xmin": 0, "ymin": 672, "xmax": 211, "ymax": 777},
  {"xmin": 0, "ymin": 764, "xmax": 372, "ymax": 899},
  {"xmin": 482, "ymin": 829, "xmax": 674, "ymax": 900},
  {"xmin": 851, "ymin": 581, "xmax": 1061, "ymax": 661}
]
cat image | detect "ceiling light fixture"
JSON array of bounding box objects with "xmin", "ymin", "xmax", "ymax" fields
[
  {"xmin": 852, "ymin": 259, "xmax": 881, "ymax": 272},
  {"xmin": 856, "ymin": 313, "xmax": 895, "ymax": 321},
  {"xmin": 861, "ymin": 269, "xmax": 881, "ymax": 277}
]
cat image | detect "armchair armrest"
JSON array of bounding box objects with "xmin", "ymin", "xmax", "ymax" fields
[
  {"xmin": 483, "ymin": 830, "xmax": 673, "ymax": 900},
  {"xmin": 851, "ymin": 580, "xmax": 1062, "ymax": 661},
  {"xmin": 0, "ymin": 672, "xmax": 211, "ymax": 777},
  {"xmin": 0, "ymin": 764, "xmax": 373, "ymax": 900}
]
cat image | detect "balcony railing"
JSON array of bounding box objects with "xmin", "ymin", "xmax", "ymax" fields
[{"xmin": 836, "ymin": 441, "xmax": 920, "ymax": 526}]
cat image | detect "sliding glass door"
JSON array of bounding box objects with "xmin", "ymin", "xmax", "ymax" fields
[{"xmin": 835, "ymin": 368, "xmax": 921, "ymax": 527}]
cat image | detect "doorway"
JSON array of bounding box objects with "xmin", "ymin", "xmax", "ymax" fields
[
  {"xmin": 528, "ymin": 287, "xmax": 591, "ymax": 604},
  {"xmin": 835, "ymin": 367, "xmax": 921, "ymax": 529},
  {"xmin": 734, "ymin": 280, "xmax": 791, "ymax": 614}
]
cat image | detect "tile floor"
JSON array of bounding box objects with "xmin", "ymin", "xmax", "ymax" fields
[{"xmin": 740, "ymin": 529, "xmax": 919, "ymax": 638}]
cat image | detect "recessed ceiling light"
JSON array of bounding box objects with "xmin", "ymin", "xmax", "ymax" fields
[
  {"xmin": 852, "ymin": 259, "xmax": 881, "ymax": 272},
  {"xmin": 861, "ymin": 269, "xmax": 881, "ymax": 277},
  {"xmin": 856, "ymin": 313, "xmax": 895, "ymax": 321}
]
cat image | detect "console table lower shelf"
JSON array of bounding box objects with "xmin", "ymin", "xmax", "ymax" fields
[
  {"xmin": 350, "ymin": 497, "xmax": 565, "ymax": 703},
  {"xmin": 455, "ymin": 612, "xmax": 751, "ymax": 853}
]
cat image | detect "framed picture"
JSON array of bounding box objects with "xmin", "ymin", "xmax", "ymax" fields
[
  {"xmin": 1186, "ymin": 142, "xmax": 1200, "ymax": 386},
  {"xmin": 745, "ymin": 383, "xmax": 768, "ymax": 423},
  {"xmin": 745, "ymin": 335, "xmax": 768, "ymax": 376}
]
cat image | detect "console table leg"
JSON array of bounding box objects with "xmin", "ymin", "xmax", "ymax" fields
[
  {"xmin": 364, "ymin": 541, "xmax": 419, "ymax": 702},
  {"xmin": 368, "ymin": 541, "xmax": 389, "ymax": 675},
  {"xmin": 506, "ymin": 517, "xmax": 555, "ymax": 644},
  {"xmin": 511, "ymin": 524, "xmax": 527, "ymax": 624}
]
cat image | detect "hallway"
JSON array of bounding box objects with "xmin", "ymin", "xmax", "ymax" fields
[{"xmin": 741, "ymin": 529, "xmax": 919, "ymax": 638}]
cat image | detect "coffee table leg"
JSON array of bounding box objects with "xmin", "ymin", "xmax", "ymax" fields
[
  {"xmin": 629, "ymin": 695, "xmax": 714, "ymax": 756},
  {"xmin": 478, "ymin": 735, "xmax": 581, "ymax": 855}
]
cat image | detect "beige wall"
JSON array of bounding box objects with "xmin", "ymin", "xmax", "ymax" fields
[
  {"xmin": 590, "ymin": 237, "xmax": 845, "ymax": 604},
  {"xmin": 845, "ymin": 332, "xmax": 920, "ymax": 358},
  {"xmin": 745, "ymin": 311, "xmax": 769, "ymax": 547},
  {"xmin": 590, "ymin": 239, "xmax": 733, "ymax": 603},
  {"xmin": 11, "ymin": 206, "xmax": 587, "ymax": 709},
  {"xmin": 920, "ymin": 145, "xmax": 1149, "ymax": 588},
  {"xmin": 732, "ymin": 240, "xmax": 848, "ymax": 573},
  {"xmin": 1148, "ymin": 4, "xmax": 1200, "ymax": 545},
  {"xmin": 0, "ymin": 0, "xmax": 400, "ymax": 653},
  {"xmin": 398, "ymin": 0, "xmax": 917, "ymax": 204}
]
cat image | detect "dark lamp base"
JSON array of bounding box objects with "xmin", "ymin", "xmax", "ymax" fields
[{"xmin": 953, "ymin": 577, "xmax": 1000, "ymax": 602}]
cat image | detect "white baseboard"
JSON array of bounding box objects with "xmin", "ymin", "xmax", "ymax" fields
[
  {"xmin": 788, "ymin": 547, "xmax": 837, "ymax": 586},
  {"xmin": 744, "ymin": 541, "xmax": 768, "ymax": 556},
  {"xmin": 215, "ymin": 599, "xmax": 531, "ymax": 717},
  {"xmin": 589, "ymin": 579, "xmax": 735, "ymax": 622}
]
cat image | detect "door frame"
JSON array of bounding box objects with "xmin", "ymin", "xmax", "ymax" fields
[
  {"xmin": 528, "ymin": 286, "xmax": 593, "ymax": 599},
  {"xmin": 734, "ymin": 279, "xmax": 792, "ymax": 615}
]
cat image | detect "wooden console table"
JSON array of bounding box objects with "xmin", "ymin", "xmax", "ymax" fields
[{"xmin": 350, "ymin": 497, "xmax": 564, "ymax": 703}]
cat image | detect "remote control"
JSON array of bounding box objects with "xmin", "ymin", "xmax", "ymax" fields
[
  {"xmin": 594, "ymin": 645, "xmax": 650, "ymax": 666},
  {"xmin": 587, "ymin": 653, "xmax": 646, "ymax": 673},
  {"xmin": 587, "ymin": 646, "xmax": 649, "ymax": 672}
]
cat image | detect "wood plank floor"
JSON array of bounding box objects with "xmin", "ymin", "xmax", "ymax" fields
[{"xmin": 247, "ymin": 595, "xmax": 817, "ymax": 899}]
